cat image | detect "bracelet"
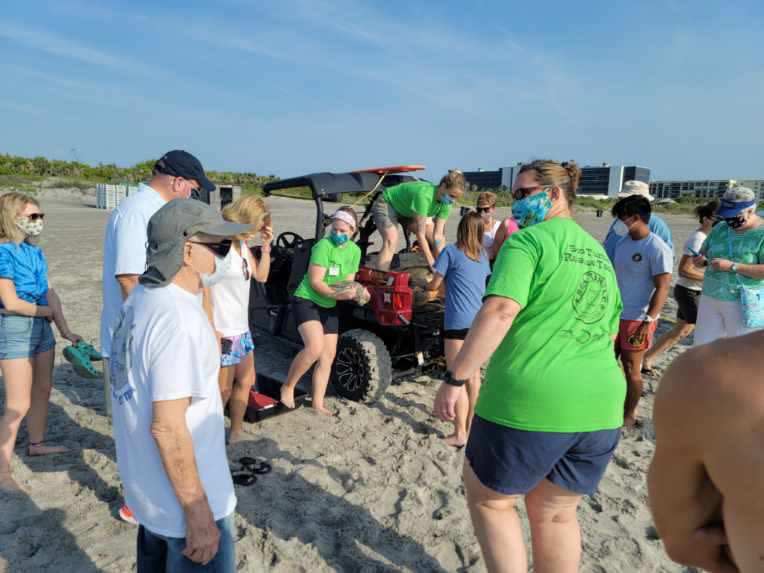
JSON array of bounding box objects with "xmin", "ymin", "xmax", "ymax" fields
[{"xmin": 444, "ymin": 371, "xmax": 468, "ymax": 387}]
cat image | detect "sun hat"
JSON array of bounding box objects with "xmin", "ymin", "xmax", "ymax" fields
[
  {"xmin": 141, "ymin": 199, "xmax": 251, "ymax": 287},
  {"xmin": 717, "ymin": 186, "xmax": 757, "ymax": 218},
  {"xmin": 617, "ymin": 180, "xmax": 654, "ymax": 201}
]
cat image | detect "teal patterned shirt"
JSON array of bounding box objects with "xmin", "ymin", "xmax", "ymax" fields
[{"xmin": 701, "ymin": 223, "xmax": 764, "ymax": 302}]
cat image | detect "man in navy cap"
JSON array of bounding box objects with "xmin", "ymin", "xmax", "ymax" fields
[{"xmin": 99, "ymin": 150, "xmax": 214, "ymax": 524}]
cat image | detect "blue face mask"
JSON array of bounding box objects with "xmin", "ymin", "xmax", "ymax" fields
[
  {"xmin": 330, "ymin": 229, "xmax": 349, "ymax": 246},
  {"xmin": 440, "ymin": 194, "xmax": 454, "ymax": 205},
  {"xmin": 511, "ymin": 191, "xmax": 553, "ymax": 228}
]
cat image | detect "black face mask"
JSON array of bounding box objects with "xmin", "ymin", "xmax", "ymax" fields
[{"xmin": 725, "ymin": 214, "xmax": 746, "ymax": 229}]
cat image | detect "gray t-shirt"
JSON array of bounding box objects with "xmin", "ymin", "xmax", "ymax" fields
[{"xmin": 613, "ymin": 233, "xmax": 674, "ymax": 320}]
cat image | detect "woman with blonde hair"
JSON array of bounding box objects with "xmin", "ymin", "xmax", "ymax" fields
[
  {"xmin": 0, "ymin": 192, "xmax": 82, "ymax": 492},
  {"xmin": 203, "ymin": 195, "xmax": 272, "ymax": 444},
  {"xmin": 434, "ymin": 160, "xmax": 625, "ymax": 572},
  {"xmin": 476, "ymin": 191, "xmax": 519, "ymax": 261},
  {"xmin": 371, "ymin": 170, "xmax": 465, "ymax": 271},
  {"xmin": 427, "ymin": 211, "xmax": 491, "ymax": 447}
]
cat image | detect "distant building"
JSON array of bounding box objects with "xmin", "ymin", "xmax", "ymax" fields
[
  {"xmin": 463, "ymin": 163, "xmax": 649, "ymax": 198},
  {"xmin": 649, "ymin": 179, "xmax": 764, "ymax": 200}
]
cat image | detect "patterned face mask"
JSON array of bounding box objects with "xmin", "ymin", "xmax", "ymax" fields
[{"xmin": 16, "ymin": 216, "xmax": 44, "ymax": 237}]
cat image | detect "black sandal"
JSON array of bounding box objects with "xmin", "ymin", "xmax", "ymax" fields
[
  {"xmin": 239, "ymin": 456, "xmax": 272, "ymax": 475},
  {"xmin": 230, "ymin": 470, "xmax": 257, "ymax": 487}
]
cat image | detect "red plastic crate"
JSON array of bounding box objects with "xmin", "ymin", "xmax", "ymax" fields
[{"xmin": 357, "ymin": 267, "xmax": 413, "ymax": 326}]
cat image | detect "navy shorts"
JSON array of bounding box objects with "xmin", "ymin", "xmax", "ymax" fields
[{"xmin": 465, "ymin": 416, "xmax": 619, "ymax": 496}]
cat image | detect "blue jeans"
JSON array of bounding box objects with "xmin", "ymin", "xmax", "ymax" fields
[{"xmin": 137, "ymin": 513, "xmax": 235, "ymax": 573}]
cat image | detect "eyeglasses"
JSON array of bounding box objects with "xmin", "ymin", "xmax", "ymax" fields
[
  {"xmin": 27, "ymin": 213, "xmax": 45, "ymax": 221},
  {"xmin": 476, "ymin": 207, "xmax": 492, "ymax": 213},
  {"xmin": 512, "ymin": 185, "xmax": 545, "ymax": 200},
  {"xmin": 189, "ymin": 240, "xmax": 232, "ymax": 258}
]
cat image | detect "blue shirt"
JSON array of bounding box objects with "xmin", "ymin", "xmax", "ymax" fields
[
  {"xmin": 433, "ymin": 244, "xmax": 491, "ymax": 330},
  {"xmin": 0, "ymin": 241, "xmax": 49, "ymax": 307},
  {"xmin": 604, "ymin": 213, "xmax": 673, "ymax": 261},
  {"xmin": 613, "ymin": 233, "xmax": 673, "ymax": 320}
]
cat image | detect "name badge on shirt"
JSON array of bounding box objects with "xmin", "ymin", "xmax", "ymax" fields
[{"xmin": 328, "ymin": 264, "xmax": 340, "ymax": 277}]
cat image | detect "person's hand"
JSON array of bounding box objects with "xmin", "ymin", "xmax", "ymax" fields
[
  {"xmin": 260, "ymin": 225, "xmax": 273, "ymax": 245},
  {"xmin": 710, "ymin": 258, "xmax": 734, "ymax": 272},
  {"xmin": 183, "ymin": 503, "xmax": 220, "ymax": 565},
  {"xmin": 334, "ymin": 288, "xmax": 357, "ymax": 301},
  {"xmin": 433, "ymin": 382, "xmax": 463, "ymax": 422},
  {"xmin": 693, "ymin": 254, "xmax": 708, "ymax": 268},
  {"xmin": 64, "ymin": 332, "xmax": 83, "ymax": 344}
]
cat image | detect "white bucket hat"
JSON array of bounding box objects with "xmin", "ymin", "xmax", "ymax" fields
[{"xmin": 618, "ymin": 180, "xmax": 654, "ymax": 201}]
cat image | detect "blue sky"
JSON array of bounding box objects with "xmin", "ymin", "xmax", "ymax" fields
[{"xmin": 0, "ymin": 0, "xmax": 762, "ymax": 181}]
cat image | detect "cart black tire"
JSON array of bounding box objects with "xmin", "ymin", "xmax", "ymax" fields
[{"xmin": 331, "ymin": 329, "xmax": 392, "ymax": 403}]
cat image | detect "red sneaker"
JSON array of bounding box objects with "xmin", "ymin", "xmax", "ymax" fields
[{"xmin": 118, "ymin": 504, "xmax": 138, "ymax": 526}]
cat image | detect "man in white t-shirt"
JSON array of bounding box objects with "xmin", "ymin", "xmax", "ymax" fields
[
  {"xmin": 111, "ymin": 199, "xmax": 249, "ymax": 571},
  {"xmin": 100, "ymin": 150, "xmax": 215, "ymax": 418}
]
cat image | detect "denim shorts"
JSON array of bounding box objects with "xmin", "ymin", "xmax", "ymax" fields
[
  {"xmin": 220, "ymin": 331, "xmax": 255, "ymax": 368},
  {"xmin": 465, "ymin": 416, "xmax": 620, "ymax": 496},
  {"xmin": 137, "ymin": 513, "xmax": 235, "ymax": 573},
  {"xmin": 0, "ymin": 315, "xmax": 56, "ymax": 360}
]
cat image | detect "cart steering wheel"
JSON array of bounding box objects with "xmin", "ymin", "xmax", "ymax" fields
[{"xmin": 275, "ymin": 231, "xmax": 304, "ymax": 249}]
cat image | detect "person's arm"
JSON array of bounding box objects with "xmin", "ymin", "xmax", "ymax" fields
[
  {"xmin": 116, "ymin": 275, "xmax": 140, "ymax": 300},
  {"xmin": 415, "ymin": 216, "xmax": 436, "ymax": 268},
  {"xmin": 307, "ymin": 265, "xmax": 355, "ymax": 301},
  {"xmin": 432, "ymin": 217, "xmax": 447, "ymax": 258},
  {"xmin": 252, "ymin": 225, "xmax": 272, "ymax": 283},
  {"xmin": 645, "ymin": 273, "xmax": 672, "ymax": 320},
  {"xmin": 648, "ymin": 351, "xmax": 737, "ymax": 572},
  {"xmin": 678, "ymin": 254, "xmax": 706, "ymax": 282},
  {"xmin": 490, "ymin": 222, "xmax": 508, "ymax": 260},
  {"xmin": 709, "ymin": 259, "xmax": 764, "ymax": 280},
  {"xmin": 434, "ymin": 296, "xmax": 521, "ymax": 421},
  {"xmin": 426, "ymin": 273, "xmax": 444, "ymax": 292},
  {"xmin": 46, "ymin": 288, "xmax": 82, "ymax": 343},
  {"xmin": 114, "ymin": 212, "xmax": 150, "ymax": 300},
  {"xmin": 151, "ymin": 398, "xmax": 220, "ymax": 565},
  {"xmin": 0, "ymin": 278, "xmax": 53, "ymax": 318}
]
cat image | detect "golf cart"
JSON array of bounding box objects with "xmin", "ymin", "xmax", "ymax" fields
[{"xmin": 249, "ymin": 166, "xmax": 445, "ymax": 404}]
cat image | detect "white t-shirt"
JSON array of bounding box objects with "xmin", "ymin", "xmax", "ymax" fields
[
  {"xmin": 482, "ymin": 220, "xmax": 501, "ymax": 251},
  {"xmin": 210, "ymin": 242, "xmax": 253, "ymax": 337},
  {"xmin": 110, "ymin": 283, "xmax": 236, "ymax": 538},
  {"xmin": 676, "ymin": 229, "xmax": 707, "ymax": 291},
  {"xmin": 100, "ymin": 183, "xmax": 166, "ymax": 358}
]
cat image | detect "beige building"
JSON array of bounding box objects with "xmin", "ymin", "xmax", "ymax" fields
[{"xmin": 650, "ymin": 179, "xmax": 764, "ymax": 200}]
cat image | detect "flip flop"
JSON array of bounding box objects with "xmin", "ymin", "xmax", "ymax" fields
[
  {"xmin": 239, "ymin": 456, "xmax": 272, "ymax": 475},
  {"xmin": 231, "ymin": 470, "xmax": 257, "ymax": 487},
  {"xmin": 63, "ymin": 343, "xmax": 101, "ymax": 379}
]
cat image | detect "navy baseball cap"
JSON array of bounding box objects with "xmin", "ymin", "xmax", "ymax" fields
[{"xmin": 153, "ymin": 150, "xmax": 215, "ymax": 192}]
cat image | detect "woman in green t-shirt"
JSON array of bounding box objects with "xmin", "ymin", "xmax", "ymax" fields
[
  {"xmin": 433, "ymin": 160, "xmax": 625, "ymax": 573},
  {"xmin": 370, "ymin": 170, "xmax": 465, "ymax": 271},
  {"xmin": 280, "ymin": 207, "xmax": 363, "ymax": 416}
]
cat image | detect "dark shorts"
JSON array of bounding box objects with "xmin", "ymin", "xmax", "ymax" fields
[
  {"xmin": 137, "ymin": 513, "xmax": 235, "ymax": 573},
  {"xmin": 0, "ymin": 315, "xmax": 56, "ymax": 360},
  {"xmin": 465, "ymin": 416, "xmax": 620, "ymax": 496},
  {"xmin": 291, "ymin": 296, "xmax": 339, "ymax": 335},
  {"xmin": 443, "ymin": 328, "xmax": 469, "ymax": 340},
  {"xmin": 675, "ymin": 284, "xmax": 701, "ymax": 324}
]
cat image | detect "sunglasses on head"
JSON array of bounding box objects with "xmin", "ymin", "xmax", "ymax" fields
[
  {"xmin": 189, "ymin": 239, "xmax": 232, "ymax": 258},
  {"xmin": 26, "ymin": 213, "xmax": 45, "ymax": 221}
]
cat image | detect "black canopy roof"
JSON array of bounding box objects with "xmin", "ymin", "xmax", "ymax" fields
[{"xmin": 263, "ymin": 171, "xmax": 418, "ymax": 198}]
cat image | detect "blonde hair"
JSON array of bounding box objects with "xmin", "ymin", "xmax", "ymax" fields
[
  {"xmin": 477, "ymin": 191, "xmax": 496, "ymax": 208},
  {"xmin": 221, "ymin": 195, "xmax": 270, "ymax": 239},
  {"xmin": 438, "ymin": 169, "xmax": 466, "ymax": 197},
  {"xmin": 456, "ymin": 211, "xmax": 485, "ymax": 262},
  {"xmin": 0, "ymin": 192, "xmax": 39, "ymax": 244},
  {"xmin": 518, "ymin": 160, "xmax": 581, "ymax": 204}
]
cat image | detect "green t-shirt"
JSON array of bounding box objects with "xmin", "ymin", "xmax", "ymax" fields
[
  {"xmin": 476, "ymin": 218, "xmax": 626, "ymax": 432},
  {"xmin": 382, "ymin": 181, "xmax": 453, "ymax": 220},
  {"xmin": 294, "ymin": 238, "xmax": 362, "ymax": 308},
  {"xmin": 701, "ymin": 222, "xmax": 764, "ymax": 302}
]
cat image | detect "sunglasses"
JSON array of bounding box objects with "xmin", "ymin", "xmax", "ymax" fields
[
  {"xmin": 26, "ymin": 213, "xmax": 45, "ymax": 221},
  {"xmin": 512, "ymin": 185, "xmax": 545, "ymax": 200},
  {"xmin": 476, "ymin": 207, "xmax": 492, "ymax": 213},
  {"xmin": 189, "ymin": 240, "xmax": 232, "ymax": 258}
]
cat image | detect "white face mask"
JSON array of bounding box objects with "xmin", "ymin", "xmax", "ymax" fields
[
  {"xmin": 612, "ymin": 219, "xmax": 630, "ymax": 237},
  {"xmin": 200, "ymin": 250, "xmax": 233, "ymax": 288}
]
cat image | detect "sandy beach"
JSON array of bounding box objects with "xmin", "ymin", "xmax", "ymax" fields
[{"xmin": 0, "ymin": 192, "xmax": 698, "ymax": 572}]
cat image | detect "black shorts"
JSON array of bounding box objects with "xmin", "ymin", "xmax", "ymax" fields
[
  {"xmin": 443, "ymin": 328, "xmax": 469, "ymax": 340},
  {"xmin": 674, "ymin": 284, "xmax": 701, "ymax": 324},
  {"xmin": 291, "ymin": 296, "xmax": 339, "ymax": 334}
]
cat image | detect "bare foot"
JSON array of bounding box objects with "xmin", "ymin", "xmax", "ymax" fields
[
  {"xmin": 623, "ymin": 413, "xmax": 640, "ymax": 428},
  {"xmin": 27, "ymin": 442, "xmax": 70, "ymax": 456},
  {"xmin": 312, "ymin": 404, "xmax": 334, "ymax": 417},
  {"xmin": 227, "ymin": 430, "xmax": 248, "ymax": 445},
  {"xmin": 0, "ymin": 472, "xmax": 23, "ymax": 495},
  {"xmin": 442, "ymin": 434, "xmax": 467, "ymax": 448},
  {"xmin": 280, "ymin": 386, "xmax": 296, "ymax": 409}
]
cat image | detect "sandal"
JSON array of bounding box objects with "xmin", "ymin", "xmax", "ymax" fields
[
  {"xmin": 63, "ymin": 342, "xmax": 101, "ymax": 379},
  {"xmin": 239, "ymin": 457, "xmax": 272, "ymax": 475},
  {"xmin": 231, "ymin": 470, "xmax": 257, "ymax": 487}
]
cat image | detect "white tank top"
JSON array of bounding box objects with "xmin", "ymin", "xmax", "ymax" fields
[
  {"xmin": 482, "ymin": 220, "xmax": 501, "ymax": 250},
  {"xmin": 210, "ymin": 242, "xmax": 252, "ymax": 337}
]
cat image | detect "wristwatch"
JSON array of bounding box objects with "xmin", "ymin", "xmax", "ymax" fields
[
  {"xmin": 444, "ymin": 371, "xmax": 468, "ymax": 387},
  {"xmin": 642, "ymin": 314, "xmax": 656, "ymax": 323},
  {"xmin": 730, "ymin": 263, "xmax": 738, "ymax": 273}
]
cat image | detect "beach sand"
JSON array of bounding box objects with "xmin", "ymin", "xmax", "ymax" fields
[{"xmin": 0, "ymin": 192, "xmax": 697, "ymax": 572}]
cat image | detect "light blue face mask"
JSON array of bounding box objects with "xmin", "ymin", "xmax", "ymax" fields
[
  {"xmin": 440, "ymin": 194, "xmax": 454, "ymax": 205},
  {"xmin": 511, "ymin": 191, "xmax": 553, "ymax": 228},
  {"xmin": 330, "ymin": 229, "xmax": 349, "ymax": 246}
]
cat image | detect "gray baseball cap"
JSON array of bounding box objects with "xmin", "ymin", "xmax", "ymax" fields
[{"xmin": 140, "ymin": 199, "xmax": 252, "ymax": 287}]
